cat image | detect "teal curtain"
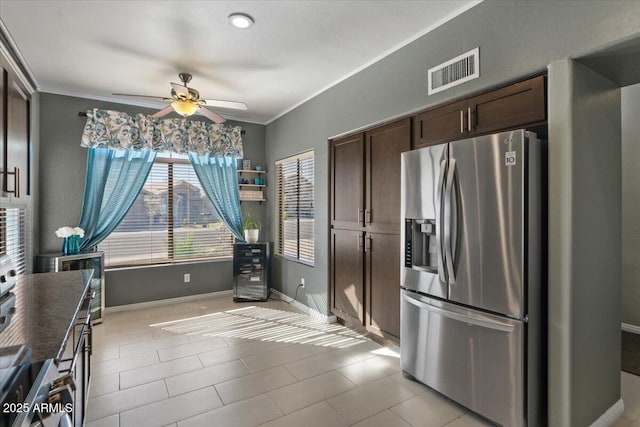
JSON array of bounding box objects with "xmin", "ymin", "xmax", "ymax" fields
[
  {"xmin": 188, "ymin": 154, "xmax": 244, "ymax": 241},
  {"xmin": 78, "ymin": 147, "xmax": 157, "ymax": 250}
]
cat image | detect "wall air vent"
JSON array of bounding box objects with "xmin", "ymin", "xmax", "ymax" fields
[{"xmin": 428, "ymin": 47, "xmax": 479, "ymax": 95}]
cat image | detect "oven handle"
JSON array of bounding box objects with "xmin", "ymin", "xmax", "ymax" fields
[{"xmin": 402, "ymin": 292, "xmax": 514, "ymax": 332}]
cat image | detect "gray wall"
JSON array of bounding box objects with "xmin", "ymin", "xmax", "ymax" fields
[
  {"xmin": 38, "ymin": 93, "xmax": 265, "ymax": 306},
  {"xmin": 548, "ymin": 58, "xmax": 621, "ymax": 427},
  {"xmin": 622, "ymin": 84, "xmax": 640, "ymax": 327},
  {"xmin": 264, "ymin": 1, "xmax": 639, "ymax": 425},
  {"xmin": 265, "ymin": 0, "xmax": 640, "ymax": 312},
  {"xmin": 105, "ymin": 260, "xmax": 232, "ymax": 306}
]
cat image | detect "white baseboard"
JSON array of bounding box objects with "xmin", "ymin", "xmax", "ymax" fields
[
  {"xmin": 271, "ymin": 289, "xmax": 337, "ymax": 324},
  {"xmin": 104, "ymin": 290, "xmax": 233, "ymax": 314},
  {"xmin": 622, "ymin": 322, "xmax": 640, "ymax": 335},
  {"xmin": 590, "ymin": 399, "xmax": 624, "ymax": 427}
]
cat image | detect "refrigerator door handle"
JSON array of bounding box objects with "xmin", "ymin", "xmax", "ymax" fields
[
  {"xmin": 450, "ymin": 159, "xmax": 459, "ymax": 278},
  {"xmin": 444, "ymin": 158, "xmax": 456, "ymax": 284},
  {"xmin": 402, "ymin": 292, "xmax": 514, "ymax": 333},
  {"xmin": 436, "ymin": 158, "xmax": 448, "ymax": 284}
]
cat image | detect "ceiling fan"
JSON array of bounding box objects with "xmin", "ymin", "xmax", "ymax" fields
[{"xmin": 113, "ymin": 73, "xmax": 248, "ymax": 124}]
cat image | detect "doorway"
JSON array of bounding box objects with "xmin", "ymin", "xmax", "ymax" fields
[{"xmin": 546, "ymin": 35, "xmax": 640, "ymax": 426}]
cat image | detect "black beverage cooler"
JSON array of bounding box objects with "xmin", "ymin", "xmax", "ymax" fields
[{"xmin": 233, "ymin": 242, "xmax": 271, "ymax": 302}]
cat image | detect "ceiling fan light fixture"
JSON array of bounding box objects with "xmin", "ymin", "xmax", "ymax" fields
[
  {"xmin": 228, "ymin": 13, "xmax": 254, "ymax": 29},
  {"xmin": 171, "ymin": 100, "xmax": 200, "ymax": 117}
]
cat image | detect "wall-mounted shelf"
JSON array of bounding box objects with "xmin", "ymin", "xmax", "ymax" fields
[{"xmin": 238, "ymin": 168, "xmax": 267, "ymax": 202}]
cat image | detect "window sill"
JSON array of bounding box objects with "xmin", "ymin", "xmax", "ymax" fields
[{"xmin": 105, "ymin": 257, "xmax": 232, "ymax": 272}]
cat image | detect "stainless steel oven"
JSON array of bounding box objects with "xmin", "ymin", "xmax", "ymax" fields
[{"xmin": 1, "ymin": 257, "xmax": 93, "ymax": 427}]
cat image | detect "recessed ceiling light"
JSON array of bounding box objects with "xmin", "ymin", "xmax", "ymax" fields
[{"xmin": 228, "ymin": 13, "xmax": 254, "ymax": 29}]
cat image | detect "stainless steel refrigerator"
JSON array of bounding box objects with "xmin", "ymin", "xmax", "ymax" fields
[{"xmin": 400, "ymin": 129, "xmax": 544, "ymax": 427}]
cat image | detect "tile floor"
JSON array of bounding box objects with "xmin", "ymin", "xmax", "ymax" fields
[{"xmin": 86, "ymin": 295, "xmax": 640, "ymax": 427}]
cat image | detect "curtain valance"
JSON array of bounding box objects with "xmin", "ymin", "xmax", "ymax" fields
[{"xmin": 81, "ymin": 108, "xmax": 243, "ymax": 158}]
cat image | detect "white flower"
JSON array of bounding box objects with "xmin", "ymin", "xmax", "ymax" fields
[
  {"xmin": 73, "ymin": 227, "xmax": 85, "ymax": 238},
  {"xmin": 55, "ymin": 227, "xmax": 72, "ymax": 238},
  {"xmin": 55, "ymin": 226, "xmax": 85, "ymax": 238}
]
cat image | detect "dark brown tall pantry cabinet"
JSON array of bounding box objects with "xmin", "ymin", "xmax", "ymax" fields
[{"xmin": 330, "ymin": 118, "xmax": 410, "ymax": 341}]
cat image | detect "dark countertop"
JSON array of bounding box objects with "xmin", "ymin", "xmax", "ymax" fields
[{"xmin": 0, "ymin": 270, "xmax": 92, "ymax": 369}]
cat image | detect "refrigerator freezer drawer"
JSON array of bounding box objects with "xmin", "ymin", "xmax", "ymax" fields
[{"xmin": 400, "ymin": 290, "xmax": 525, "ymax": 427}]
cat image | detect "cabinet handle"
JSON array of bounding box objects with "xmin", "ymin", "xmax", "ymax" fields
[
  {"xmin": 357, "ymin": 208, "xmax": 363, "ymax": 225},
  {"xmin": 467, "ymin": 107, "xmax": 472, "ymax": 131},
  {"xmin": 14, "ymin": 167, "xmax": 19, "ymax": 198},
  {"xmin": 460, "ymin": 110, "xmax": 464, "ymax": 133},
  {"xmin": 365, "ymin": 209, "xmax": 372, "ymax": 225},
  {"xmin": 356, "ymin": 234, "xmax": 362, "ymax": 252},
  {"xmin": 3, "ymin": 167, "xmax": 20, "ymax": 198},
  {"xmin": 52, "ymin": 373, "xmax": 75, "ymax": 391},
  {"xmin": 365, "ymin": 236, "xmax": 372, "ymax": 252}
]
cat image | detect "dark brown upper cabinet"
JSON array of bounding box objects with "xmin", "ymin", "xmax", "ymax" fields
[
  {"xmin": 330, "ymin": 119, "xmax": 411, "ymax": 233},
  {"xmin": 0, "ymin": 61, "xmax": 30, "ymax": 200},
  {"xmin": 413, "ymin": 99, "xmax": 468, "ymax": 149},
  {"xmin": 470, "ymin": 75, "xmax": 546, "ymax": 136},
  {"xmin": 364, "ymin": 118, "xmax": 411, "ymax": 234},
  {"xmin": 330, "ymin": 133, "xmax": 364, "ymax": 230},
  {"xmin": 5, "ymin": 70, "xmax": 30, "ymax": 198},
  {"xmin": 413, "ymin": 75, "xmax": 546, "ymax": 149}
]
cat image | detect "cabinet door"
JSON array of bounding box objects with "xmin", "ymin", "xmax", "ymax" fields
[
  {"xmin": 469, "ymin": 75, "xmax": 545, "ymax": 136},
  {"xmin": 331, "ymin": 228, "xmax": 364, "ymax": 324},
  {"xmin": 413, "ymin": 100, "xmax": 467, "ymax": 148},
  {"xmin": 0, "ymin": 66, "xmax": 5, "ymax": 198},
  {"xmin": 365, "ymin": 118, "xmax": 410, "ymax": 234},
  {"xmin": 331, "ymin": 134, "xmax": 364, "ymax": 229},
  {"xmin": 365, "ymin": 232, "xmax": 401, "ymax": 340},
  {"xmin": 5, "ymin": 71, "xmax": 30, "ymax": 198}
]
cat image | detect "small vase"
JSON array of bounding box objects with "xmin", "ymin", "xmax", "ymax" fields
[
  {"xmin": 69, "ymin": 235, "xmax": 80, "ymax": 255},
  {"xmin": 62, "ymin": 235, "xmax": 80, "ymax": 256},
  {"xmin": 244, "ymin": 229, "xmax": 259, "ymax": 243}
]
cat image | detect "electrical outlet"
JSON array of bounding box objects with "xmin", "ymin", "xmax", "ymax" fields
[
  {"xmin": 184, "ymin": 273, "xmax": 190, "ymax": 283},
  {"xmin": 300, "ymin": 278, "xmax": 305, "ymax": 288}
]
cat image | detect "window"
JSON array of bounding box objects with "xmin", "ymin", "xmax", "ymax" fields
[
  {"xmin": 0, "ymin": 206, "xmax": 27, "ymax": 274},
  {"xmin": 98, "ymin": 154, "xmax": 234, "ymax": 267},
  {"xmin": 275, "ymin": 150, "xmax": 314, "ymax": 265}
]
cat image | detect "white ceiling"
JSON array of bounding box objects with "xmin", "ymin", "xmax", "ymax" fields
[{"xmin": 0, "ymin": 1, "xmax": 480, "ymax": 124}]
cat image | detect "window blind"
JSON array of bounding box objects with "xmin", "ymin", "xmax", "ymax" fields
[
  {"xmin": 275, "ymin": 150, "xmax": 314, "ymax": 265},
  {"xmin": 98, "ymin": 155, "xmax": 234, "ymax": 267},
  {"xmin": 0, "ymin": 206, "xmax": 27, "ymax": 274}
]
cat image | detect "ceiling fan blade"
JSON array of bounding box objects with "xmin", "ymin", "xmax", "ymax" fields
[
  {"xmin": 197, "ymin": 107, "xmax": 226, "ymax": 124},
  {"xmin": 171, "ymin": 82, "xmax": 189, "ymax": 97},
  {"xmin": 151, "ymin": 106, "xmax": 174, "ymax": 119},
  {"xmin": 112, "ymin": 93, "xmax": 169, "ymax": 101},
  {"xmin": 203, "ymin": 99, "xmax": 248, "ymax": 111}
]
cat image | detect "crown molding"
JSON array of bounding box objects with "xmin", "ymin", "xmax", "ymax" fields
[
  {"xmin": 265, "ymin": 0, "xmax": 483, "ymax": 125},
  {"xmin": 0, "ymin": 19, "xmax": 38, "ymax": 94}
]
